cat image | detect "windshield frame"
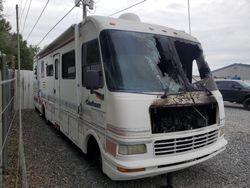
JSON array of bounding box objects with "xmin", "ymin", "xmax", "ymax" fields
[{"xmin": 99, "ymin": 29, "xmax": 216, "ymax": 93}]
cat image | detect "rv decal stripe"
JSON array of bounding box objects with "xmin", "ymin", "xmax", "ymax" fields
[
  {"xmin": 41, "ymin": 92, "xmax": 77, "ymax": 111},
  {"xmin": 107, "ymin": 123, "xmax": 150, "ymax": 134}
]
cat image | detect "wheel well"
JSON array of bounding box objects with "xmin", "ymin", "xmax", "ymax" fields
[
  {"xmin": 42, "ymin": 104, "xmax": 45, "ymax": 117},
  {"xmin": 243, "ymin": 95, "xmax": 250, "ymax": 102},
  {"xmin": 87, "ymin": 135, "xmax": 101, "ymax": 160}
]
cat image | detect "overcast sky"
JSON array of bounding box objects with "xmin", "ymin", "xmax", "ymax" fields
[{"xmin": 3, "ymin": 0, "xmax": 250, "ymax": 70}]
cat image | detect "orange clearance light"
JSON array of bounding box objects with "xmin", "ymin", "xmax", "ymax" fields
[
  {"xmin": 117, "ymin": 167, "xmax": 145, "ymax": 173},
  {"xmin": 106, "ymin": 139, "xmax": 117, "ymax": 156}
]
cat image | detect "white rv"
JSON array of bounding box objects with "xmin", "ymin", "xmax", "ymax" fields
[{"xmin": 33, "ymin": 14, "xmax": 227, "ymax": 180}]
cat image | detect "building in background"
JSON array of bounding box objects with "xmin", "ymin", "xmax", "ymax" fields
[{"xmin": 212, "ymin": 63, "xmax": 250, "ymax": 81}]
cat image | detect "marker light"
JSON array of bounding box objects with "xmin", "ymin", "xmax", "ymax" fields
[
  {"xmin": 117, "ymin": 166, "xmax": 145, "ymax": 173},
  {"xmin": 106, "ymin": 139, "xmax": 117, "ymax": 156}
]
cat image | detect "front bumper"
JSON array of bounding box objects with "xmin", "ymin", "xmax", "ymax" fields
[{"xmin": 103, "ymin": 137, "xmax": 227, "ymax": 180}]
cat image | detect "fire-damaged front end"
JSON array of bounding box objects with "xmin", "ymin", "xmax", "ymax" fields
[
  {"xmin": 151, "ymin": 92, "xmax": 217, "ymax": 135},
  {"xmin": 100, "ymin": 29, "xmax": 227, "ymax": 180},
  {"xmin": 150, "ymin": 91, "xmax": 225, "ymax": 157}
]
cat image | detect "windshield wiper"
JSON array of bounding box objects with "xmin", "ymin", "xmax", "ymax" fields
[{"xmin": 192, "ymin": 76, "xmax": 212, "ymax": 96}]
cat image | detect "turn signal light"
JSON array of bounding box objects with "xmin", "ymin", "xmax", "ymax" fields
[{"xmin": 117, "ymin": 166, "xmax": 145, "ymax": 173}]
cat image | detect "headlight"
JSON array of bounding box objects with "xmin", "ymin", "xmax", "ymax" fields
[
  {"xmin": 118, "ymin": 144, "xmax": 147, "ymax": 155},
  {"xmin": 219, "ymin": 126, "xmax": 225, "ymax": 137}
]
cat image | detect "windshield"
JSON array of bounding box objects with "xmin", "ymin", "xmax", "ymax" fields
[
  {"xmin": 238, "ymin": 80, "xmax": 250, "ymax": 88},
  {"xmin": 100, "ymin": 30, "xmax": 216, "ymax": 93}
]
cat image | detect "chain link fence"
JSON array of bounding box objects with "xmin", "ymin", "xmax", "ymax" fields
[{"xmin": 0, "ymin": 52, "xmax": 28, "ymax": 187}]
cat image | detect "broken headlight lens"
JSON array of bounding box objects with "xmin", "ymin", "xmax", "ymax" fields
[{"xmin": 118, "ymin": 144, "xmax": 147, "ymax": 155}]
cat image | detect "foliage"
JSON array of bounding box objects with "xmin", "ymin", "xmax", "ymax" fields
[{"xmin": 0, "ymin": 3, "xmax": 38, "ymax": 70}]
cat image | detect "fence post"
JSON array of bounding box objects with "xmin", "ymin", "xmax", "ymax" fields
[
  {"xmin": 0, "ymin": 52, "xmax": 2, "ymax": 184},
  {"xmin": 2, "ymin": 56, "xmax": 10, "ymax": 174},
  {"xmin": 0, "ymin": 53, "xmax": 9, "ymax": 174}
]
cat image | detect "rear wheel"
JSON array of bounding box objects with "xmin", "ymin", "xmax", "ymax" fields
[{"xmin": 243, "ymin": 98, "xmax": 250, "ymax": 110}]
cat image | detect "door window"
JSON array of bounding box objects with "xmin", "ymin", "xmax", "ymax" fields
[
  {"xmin": 41, "ymin": 61, "xmax": 45, "ymax": 78},
  {"xmin": 46, "ymin": 64, "xmax": 53, "ymax": 76},
  {"xmin": 55, "ymin": 59, "xmax": 58, "ymax": 80},
  {"xmin": 82, "ymin": 39, "xmax": 103, "ymax": 87},
  {"xmin": 62, "ymin": 50, "xmax": 75, "ymax": 79}
]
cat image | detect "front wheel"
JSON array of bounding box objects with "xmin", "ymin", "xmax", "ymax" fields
[{"xmin": 243, "ymin": 98, "xmax": 250, "ymax": 110}]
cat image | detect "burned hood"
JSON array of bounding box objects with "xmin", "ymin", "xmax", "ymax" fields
[{"xmin": 151, "ymin": 91, "xmax": 217, "ymax": 108}]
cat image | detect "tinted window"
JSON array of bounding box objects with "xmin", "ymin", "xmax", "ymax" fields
[
  {"xmin": 216, "ymin": 82, "xmax": 223, "ymax": 88},
  {"xmin": 217, "ymin": 81, "xmax": 237, "ymax": 89},
  {"xmin": 217, "ymin": 81, "xmax": 228, "ymax": 89},
  {"xmin": 41, "ymin": 61, "xmax": 45, "ymax": 78},
  {"xmin": 34, "ymin": 65, "xmax": 37, "ymax": 79},
  {"xmin": 62, "ymin": 50, "xmax": 75, "ymax": 79},
  {"xmin": 46, "ymin": 64, "xmax": 53, "ymax": 76},
  {"xmin": 82, "ymin": 39, "xmax": 103, "ymax": 87},
  {"xmin": 231, "ymin": 81, "xmax": 240, "ymax": 87},
  {"xmin": 55, "ymin": 59, "xmax": 58, "ymax": 80},
  {"xmin": 86, "ymin": 39, "xmax": 101, "ymax": 65}
]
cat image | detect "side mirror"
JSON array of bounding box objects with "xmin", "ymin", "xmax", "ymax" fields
[{"xmin": 84, "ymin": 70, "xmax": 101, "ymax": 90}]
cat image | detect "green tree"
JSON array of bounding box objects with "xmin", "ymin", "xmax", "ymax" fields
[{"xmin": 0, "ymin": 2, "xmax": 37, "ymax": 70}]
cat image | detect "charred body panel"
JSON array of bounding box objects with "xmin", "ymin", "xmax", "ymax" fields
[{"xmin": 150, "ymin": 91, "xmax": 217, "ymax": 134}]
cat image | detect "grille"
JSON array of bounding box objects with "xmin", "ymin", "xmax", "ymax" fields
[{"xmin": 154, "ymin": 129, "xmax": 219, "ymax": 156}]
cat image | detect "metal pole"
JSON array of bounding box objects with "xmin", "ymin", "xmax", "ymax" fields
[
  {"xmin": 15, "ymin": 5, "xmax": 21, "ymax": 187},
  {"xmin": 188, "ymin": 0, "xmax": 191, "ymax": 35},
  {"xmin": 16, "ymin": 5, "xmax": 28, "ymax": 187},
  {"xmin": 83, "ymin": 4, "xmax": 87, "ymax": 19},
  {"xmin": 0, "ymin": 52, "xmax": 3, "ymax": 188},
  {"xmin": 16, "ymin": 4, "xmax": 21, "ymax": 186},
  {"xmin": 16, "ymin": 5, "xmax": 21, "ymax": 150}
]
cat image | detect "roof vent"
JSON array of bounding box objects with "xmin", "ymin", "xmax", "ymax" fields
[{"xmin": 119, "ymin": 13, "xmax": 141, "ymax": 22}]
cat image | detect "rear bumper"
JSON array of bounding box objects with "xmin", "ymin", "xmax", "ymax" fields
[{"xmin": 103, "ymin": 137, "xmax": 227, "ymax": 180}]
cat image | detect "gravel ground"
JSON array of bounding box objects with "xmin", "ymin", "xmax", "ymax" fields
[{"xmin": 5, "ymin": 103, "xmax": 250, "ymax": 188}]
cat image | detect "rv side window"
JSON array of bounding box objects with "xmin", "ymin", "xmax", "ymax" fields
[
  {"xmin": 55, "ymin": 59, "xmax": 58, "ymax": 80},
  {"xmin": 41, "ymin": 61, "xmax": 45, "ymax": 78},
  {"xmin": 46, "ymin": 64, "xmax": 53, "ymax": 77},
  {"xmin": 82, "ymin": 39, "xmax": 103, "ymax": 87},
  {"xmin": 85, "ymin": 39, "xmax": 101, "ymax": 65},
  {"xmin": 62, "ymin": 50, "xmax": 75, "ymax": 79},
  {"xmin": 34, "ymin": 65, "xmax": 37, "ymax": 79}
]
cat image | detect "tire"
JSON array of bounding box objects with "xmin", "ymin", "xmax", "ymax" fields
[
  {"xmin": 35, "ymin": 107, "xmax": 39, "ymax": 112},
  {"xmin": 243, "ymin": 98, "xmax": 250, "ymax": 111},
  {"xmin": 87, "ymin": 137, "xmax": 102, "ymax": 170},
  {"xmin": 41, "ymin": 105, "xmax": 45, "ymax": 118},
  {"xmin": 42, "ymin": 105, "xmax": 49, "ymax": 124}
]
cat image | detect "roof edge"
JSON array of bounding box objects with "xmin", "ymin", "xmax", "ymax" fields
[
  {"xmin": 212, "ymin": 63, "xmax": 250, "ymax": 73},
  {"xmin": 38, "ymin": 24, "xmax": 76, "ymax": 58}
]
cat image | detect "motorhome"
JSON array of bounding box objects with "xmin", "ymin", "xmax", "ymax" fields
[{"xmin": 33, "ymin": 13, "xmax": 227, "ymax": 180}]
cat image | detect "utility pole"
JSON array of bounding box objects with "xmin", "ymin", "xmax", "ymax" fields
[
  {"xmin": 188, "ymin": 0, "xmax": 191, "ymax": 35},
  {"xmin": 75, "ymin": 0, "xmax": 94, "ymax": 20},
  {"xmin": 82, "ymin": 3, "xmax": 87, "ymax": 19}
]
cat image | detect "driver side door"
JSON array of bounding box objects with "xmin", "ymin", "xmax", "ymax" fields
[{"xmin": 81, "ymin": 39, "xmax": 106, "ymax": 127}]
